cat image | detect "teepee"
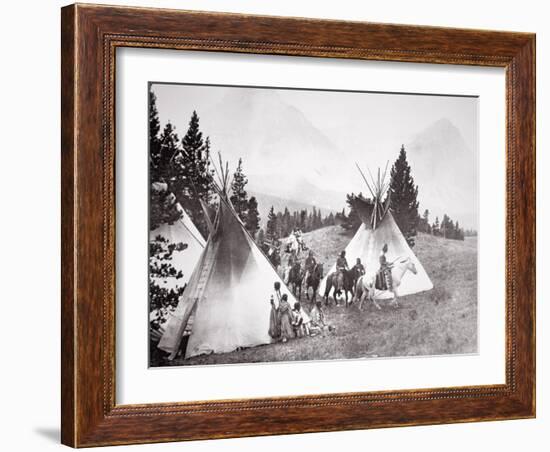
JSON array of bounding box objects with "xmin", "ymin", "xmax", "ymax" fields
[
  {"xmin": 320, "ymin": 163, "xmax": 433, "ymax": 297},
  {"xmin": 158, "ymin": 158, "xmax": 297, "ymax": 359},
  {"xmin": 149, "ymin": 183, "xmax": 206, "ymax": 291}
]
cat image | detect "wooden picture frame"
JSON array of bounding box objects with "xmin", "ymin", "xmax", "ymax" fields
[{"xmin": 61, "ymin": 3, "xmax": 535, "ymax": 447}]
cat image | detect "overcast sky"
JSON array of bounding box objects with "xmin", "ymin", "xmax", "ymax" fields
[{"xmin": 152, "ymin": 82, "xmax": 476, "ymax": 160}]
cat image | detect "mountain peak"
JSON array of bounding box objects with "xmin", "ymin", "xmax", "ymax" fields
[{"xmin": 406, "ymin": 117, "xmax": 477, "ymax": 229}]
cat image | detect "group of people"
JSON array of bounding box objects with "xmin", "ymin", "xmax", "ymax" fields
[
  {"xmin": 268, "ymin": 282, "xmax": 332, "ymax": 343},
  {"xmin": 266, "ymin": 242, "xmax": 395, "ymax": 346},
  {"xmin": 335, "ymin": 243, "xmax": 394, "ymax": 291}
]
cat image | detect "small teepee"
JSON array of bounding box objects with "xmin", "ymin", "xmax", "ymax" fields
[
  {"xmin": 149, "ymin": 203, "xmax": 206, "ymax": 291},
  {"xmin": 320, "ymin": 163, "xmax": 433, "ymax": 298},
  {"xmin": 158, "ymin": 157, "xmax": 297, "ymax": 359},
  {"xmin": 149, "ymin": 182, "xmax": 207, "ymax": 342}
]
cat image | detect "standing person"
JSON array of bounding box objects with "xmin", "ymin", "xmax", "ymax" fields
[
  {"xmin": 268, "ymin": 282, "xmax": 282, "ymax": 340},
  {"xmin": 379, "ymin": 243, "xmax": 393, "ymax": 291},
  {"xmin": 277, "ymin": 294, "xmax": 295, "ymax": 342}
]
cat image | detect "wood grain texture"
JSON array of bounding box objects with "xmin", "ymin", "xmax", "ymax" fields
[{"xmin": 60, "ymin": 3, "xmax": 536, "ymax": 447}]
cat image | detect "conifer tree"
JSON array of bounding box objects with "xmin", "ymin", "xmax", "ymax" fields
[
  {"xmin": 390, "ymin": 145, "xmax": 419, "ymax": 247},
  {"xmin": 341, "ymin": 193, "xmax": 362, "ymax": 231},
  {"xmin": 245, "ymin": 196, "xmax": 260, "ymax": 237},
  {"xmin": 156, "ymin": 122, "xmax": 180, "ymax": 184},
  {"xmin": 432, "ymin": 216, "xmax": 440, "ymax": 236},
  {"xmin": 282, "ymin": 207, "xmax": 291, "ymax": 236},
  {"xmin": 149, "ymin": 235, "xmax": 187, "ymax": 317},
  {"xmin": 149, "ymin": 90, "xmax": 162, "ymax": 182},
  {"xmin": 230, "ymin": 158, "xmax": 249, "ymax": 222},
  {"xmin": 441, "ymin": 214, "xmax": 450, "ymax": 238},
  {"xmin": 455, "ymin": 221, "xmax": 465, "ymax": 240},
  {"xmin": 423, "ymin": 209, "xmax": 430, "ymax": 233},
  {"xmin": 257, "ymin": 228, "xmax": 266, "ymax": 248},
  {"xmin": 266, "ymin": 206, "xmax": 279, "ymax": 242},
  {"xmin": 299, "ymin": 210, "xmax": 307, "ymax": 230},
  {"xmin": 170, "ymin": 111, "xmax": 214, "ymax": 238}
]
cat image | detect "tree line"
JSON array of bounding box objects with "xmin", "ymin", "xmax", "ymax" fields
[
  {"xmin": 258, "ymin": 205, "xmax": 336, "ymax": 246},
  {"xmin": 417, "ymin": 210, "xmax": 466, "ymax": 240}
]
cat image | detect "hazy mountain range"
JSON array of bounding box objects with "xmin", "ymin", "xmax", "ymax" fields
[{"xmin": 197, "ymin": 89, "xmax": 477, "ymax": 230}]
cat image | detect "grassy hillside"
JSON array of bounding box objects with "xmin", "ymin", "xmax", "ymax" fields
[{"xmin": 164, "ymin": 227, "xmax": 478, "ymax": 366}]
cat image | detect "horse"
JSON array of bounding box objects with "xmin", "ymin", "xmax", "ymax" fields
[
  {"xmin": 354, "ymin": 257, "xmax": 418, "ymax": 310},
  {"xmin": 323, "ymin": 268, "xmax": 357, "ymax": 306},
  {"xmin": 305, "ymin": 262, "xmax": 324, "ymax": 303},
  {"xmin": 287, "ymin": 261, "xmax": 305, "ymax": 300},
  {"xmin": 285, "ymin": 234, "xmax": 301, "ymax": 256},
  {"xmin": 284, "ymin": 233, "xmax": 308, "ymax": 257}
]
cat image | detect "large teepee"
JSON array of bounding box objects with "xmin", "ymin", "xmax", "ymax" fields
[
  {"xmin": 158, "ymin": 159, "xmax": 297, "ymax": 359},
  {"xmin": 320, "ymin": 164, "xmax": 433, "ymax": 298}
]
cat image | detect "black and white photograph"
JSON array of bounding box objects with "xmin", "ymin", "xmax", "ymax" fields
[{"xmin": 148, "ymin": 82, "xmax": 478, "ymax": 367}]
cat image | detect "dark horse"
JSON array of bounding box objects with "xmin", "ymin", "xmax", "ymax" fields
[
  {"xmin": 305, "ymin": 262, "xmax": 324, "ymax": 303},
  {"xmin": 287, "ymin": 261, "xmax": 304, "ymax": 300},
  {"xmin": 323, "ymin": 269, "xmax": 357, "ymax": 306}
]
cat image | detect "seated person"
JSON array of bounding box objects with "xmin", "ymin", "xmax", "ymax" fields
[{"xmin": 309, "ymin": 301, "xmax": 334, "ymax": 336}]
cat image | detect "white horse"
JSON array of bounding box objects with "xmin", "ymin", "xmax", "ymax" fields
[
  {"xmin": 285, "ymin": 233, "xmax": 302, "ymax": 256},
  {"xmin": 354, "ymin": 257, "xmax": 418, "ymax": 310}
]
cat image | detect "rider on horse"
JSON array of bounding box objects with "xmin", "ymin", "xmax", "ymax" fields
[
  {"xmin": 336, "ymin": 251, "xmax": 349, "ymax": 276},
  {"xmin": 352, "ymin": 258, "xmax": 365, "ymax": 280},
  {"xmin": 379, "ymin": 243, "xmax": 393, "ymax": 291},
  {"xmin": 304, "ymin": 250, "xmax": 316, "ymax": 280}
]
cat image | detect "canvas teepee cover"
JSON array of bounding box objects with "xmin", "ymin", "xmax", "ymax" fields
[
  {"xmin": 319, "ymin": 165, "xmax": 433, "ymax": 297},
  {"xmin": 158, "ymin": 194, "xmax": 297, "ymax": 359},
  {"xmin": 149, "ymin": 204, "xmax": 206, "ymax": 291}
]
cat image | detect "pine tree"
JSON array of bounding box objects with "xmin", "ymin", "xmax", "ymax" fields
[
  {"xmin": 455, "ymin": 221, "xmax": 465, "ymax": 240},
  {"xmin": 277, "ymin": 212, "xmax": 285, "ymax": 238},
  {"xmin": 441, "ymin": 214, "xmax": 450, "ymax": 238},
  {"xmin": 171, "ymin": 111, "xmax": 214, "ymax": 238},
  {"xmin": 390, "ymin": 145, "xmax": 419, "ymax": 247},
  {"xmin": 299, "ymin": 210, "xmax": 307, "ymax": 230},
  {"xmin": 282, "ymin": 207, "xmax": 291, "ymax": 236},
  {"xmin": 257, "ymin": 228, "xmax": 266, "ymax": 248},
  {"xmin": 149, "ymin": 235, "xmax": 187, "ymax": 328},
  {"xmin": 157, "ymin": 122, "xmax": 180, "ymax": 184},
  {"xmin": 149, "ymin": 185, "xmax": 181, "ymax": 231},
  {"xmin": 341, "ymin": 193, "xmax": 362, "ymax": 231},
  {"xmin": 230, "ymin": 158, "xmax": 249, "ymax": 222},
  {"xmin": 433, "ymin": 216, "xmax": 440, "ymax": 236},
  {"xmin": 149, "ymin": 90, "xmax": 162, "ymax": 182},
  {"xmin": 417, "ymin": 208, "xmax": 431, "ymax": 234},
  {"xmin": 245, "ymin": 196, "xmax": 260, "ymax": 237},
  {"xmin": 266, "ymin": 206, "xmax": 279, "ymax": 242},
  {"xmin": 182, "ymin": 110, "xmax": 203, "ymax": 156},
  {"xmin": 149, "ymin": 94, "xmax": 181, "ymax": 230}
]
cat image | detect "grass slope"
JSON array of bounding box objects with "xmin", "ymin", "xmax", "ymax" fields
[{"xmin": 165, "ymin": 227, "xmax": 478, "ymax": 366}]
